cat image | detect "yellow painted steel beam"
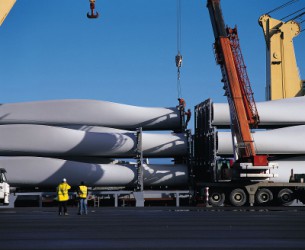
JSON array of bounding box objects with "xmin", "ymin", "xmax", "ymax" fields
[
  {"xmin": 259, "ymin": 14, "xmax": 303, "ymax": 100},
  {"xmin": 0, "ymin": 0, "xmax": 16, "ymax": 26}
]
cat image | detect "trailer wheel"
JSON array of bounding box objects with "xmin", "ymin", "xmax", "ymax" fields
[
  {"xmin": 278, "ymin": 188, "xmax": 294, "ymax": 206},
  {"xmin": 256, "ymin": 188, "xmax": 273, "ymax": 205},
  {"xmin": 229, "ymin": 188, "xmax": 247, "ymax": 207},
  {"xmin": 209, "ymin": 190, "xmax": 225, "ymax": 207}
]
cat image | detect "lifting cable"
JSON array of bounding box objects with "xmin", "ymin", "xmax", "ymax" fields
[
  {"xmin": 266, "ymin": 0, "xmax": 299, "ymax": 15},
  {"xmin": 281, "ymin": 7, "xmax": 305, "ymax": 21},
  {"xmin": 288, "ymin": 11, "xmax": 305, "ymax": 22},
  {"xmin": 175, "ymin": 0, "xmax": 183, "ymax": 98}
]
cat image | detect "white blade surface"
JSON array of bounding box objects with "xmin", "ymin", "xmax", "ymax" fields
[
  {"xmin": 1, "ymin": 156, "xmax": 188, "ymax": 187},
  {"xmin": 213, "ymin": 96, "xmax": 305, "ymax": 127},
  {"xmin": 218, "ymin": 125, "xmax": 305, "ymax": 155},
  {"xmin": 0, "ymin": 124, "xmax": 188, "ymax": 157},
  {"xmin": 0, "ymin": 99, "xmax": 181, "ymax": 130}
]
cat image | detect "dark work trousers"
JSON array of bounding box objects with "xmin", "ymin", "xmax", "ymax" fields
[{"xmin": 58, "ymin": 201, "xmax": 68, "ymax": 214}]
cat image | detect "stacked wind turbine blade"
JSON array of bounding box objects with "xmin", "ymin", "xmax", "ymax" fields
[
  {"xmin": 210, "ymin": 96, "xmax": 305, "ymax": 182},
  {"xmin": 0, "ymin": 100, "xmax": 189, "ymax": 188},
  {"xmin": 0, "ymin": 124, "xmax": 188, "ymax": 158},
  {"xmin": 0, "ymin": 99, "xmax": 181, "ymax": 130},
  {"xmin": 212, "ymin": 96, "xmax": 305, "ymax": 128},
  {"xmin": 217, "ymin": 125, "xmax": 305, "ymax": 155},
  {"xmin": 1, "ymin": 157, "xmax": 188, "ymax": 188}
]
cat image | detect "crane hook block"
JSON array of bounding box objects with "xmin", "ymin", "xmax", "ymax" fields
[
  {"xmin": 87, "ymin": 11, "xmax": 99, "ymax": 19},
  {"xmin": 87, "ymin": 1, "xmax": 99, "ymax": 19},
  {"xmin": 175, "ymin": 54, "xmax": 183, "ymax": 68}
]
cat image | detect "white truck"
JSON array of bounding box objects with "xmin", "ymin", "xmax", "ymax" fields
[{"xmin": 0, "ymin": 168, "xmax": 10, "ymax": 205}]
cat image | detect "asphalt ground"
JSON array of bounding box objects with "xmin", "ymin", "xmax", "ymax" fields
[{"xmin": 0, "ymin": 206, "xmax": 305, "ymax": 250}]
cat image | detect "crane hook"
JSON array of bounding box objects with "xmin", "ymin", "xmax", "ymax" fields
[
  {"xmin": 175, "ymin": 53, "xmax": 183, "ymax": 80},
  {"xmin": 87, "ymin": 0, "xmax": 99, "ymax": 19}
]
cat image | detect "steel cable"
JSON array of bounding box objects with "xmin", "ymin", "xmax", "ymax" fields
[
  {"xmin": 281, "ymin": 7, "xmax": 305, "ymax": 20},
  {"xmin": 266, "ymin": 0, "xmax": 299, "ymax": 15},
  {"xmin": 176, "ymin": 0, "xmax": 183, "ymax": 98}
]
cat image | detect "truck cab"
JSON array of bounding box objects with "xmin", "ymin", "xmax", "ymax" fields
[{"xmin": 0, "ymin": 168, "xmax": 10, "ymax": 205}]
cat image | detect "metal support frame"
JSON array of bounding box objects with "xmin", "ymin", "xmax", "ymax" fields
[
  {"xmin": 136, "ymin": 127, "xmax": 144, "ymax": 192},
  {"xmin": 91, "ymin": 191, "xmax": 133, "ymax": 207},
  {"xmin": 2, "ymin": 190, "xmax": 191, "ymax": 208},
  {"xmin": 144, "ymin": 190, "xmax": 190, "ymax": 207},
  {"xmin": 92, "ymin": 190, "xmax": 190, "ymax": 207},
  {"xmin": 193, "ymin": 99, "xmax": 218, "ymax": 179},
  {"xmin": 134, "ymin": 127, "xmax": 145, "ymax": 207},
  {"xmin": 186, "ymin": 129, "xmax": 195, "ymax": 195},
  {"xmin": 2, "ymin": 192, "xmax": 43, "ymax": 209}
]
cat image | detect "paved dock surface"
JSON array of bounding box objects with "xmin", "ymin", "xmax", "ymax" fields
[{"xmin": 0, "ymin": 206, "xmax": 305, "ymax": 250}]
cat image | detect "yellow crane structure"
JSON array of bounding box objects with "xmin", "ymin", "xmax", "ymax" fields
[
  {"xmin": 0, "ymin": 0, "xmax": 16, "ymax": 26},
  {"xmin": 259, "ymin": 14, "xmax": 304, "ymax": 100}
]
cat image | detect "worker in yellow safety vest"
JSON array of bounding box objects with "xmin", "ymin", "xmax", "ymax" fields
[
  {"xmin": 77, "ymin": 181, "xmax": 88, "ymax": 215},
  {"xmin": 57, "ymin": 178, "xmax": 71, "ymax": 216}
]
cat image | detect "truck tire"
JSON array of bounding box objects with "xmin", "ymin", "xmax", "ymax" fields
[
  {"xmin": 209, "ymin": 190, "xmax": 225, "ymax": 207},
  {"xmin": 277, "ymin": 188, "xmax": 294, "ymax": 206},
  {"xmin": 256, "ymin": 188, "xmax": 273, "ymax": 205},
  {"xmin": 229, "ymin": 188, "xmax": 247, "ymax": 207}
]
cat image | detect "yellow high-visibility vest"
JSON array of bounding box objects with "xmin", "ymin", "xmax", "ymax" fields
[
  {"xmin": 78, "ymin": 185, "xmax": 88, "ymax": 199},
  {"xmin": 57, "ymin": 183, "xmax": 71, "ymax": 201}
]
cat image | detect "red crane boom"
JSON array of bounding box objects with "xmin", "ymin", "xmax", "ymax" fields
[{"xmin": 207, "ymin": 0, "xmax": 268, "ymax": 166}]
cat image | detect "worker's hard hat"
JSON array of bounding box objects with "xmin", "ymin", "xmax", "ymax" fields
[{"xmin": 62, "ymin": 178, "xmax": 67, "ymax": 182}]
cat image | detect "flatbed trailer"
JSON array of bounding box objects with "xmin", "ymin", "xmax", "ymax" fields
[
  {"xmin": 192, "ymin": 99, "xmax": 305, "ymax": 207},
  {"xmin": 195, "ymin": 181, "xmax": 305, "ymax": 207}
]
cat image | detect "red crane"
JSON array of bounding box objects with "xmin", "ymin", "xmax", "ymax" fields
[{"xmin": 207, "ymin": 0, "xmax": 268, "ymax": 167}]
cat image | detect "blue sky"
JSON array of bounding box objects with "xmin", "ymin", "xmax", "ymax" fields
[{"xmin": 0, "ymin": 0, "xmax": 304, "ymax": 126}]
